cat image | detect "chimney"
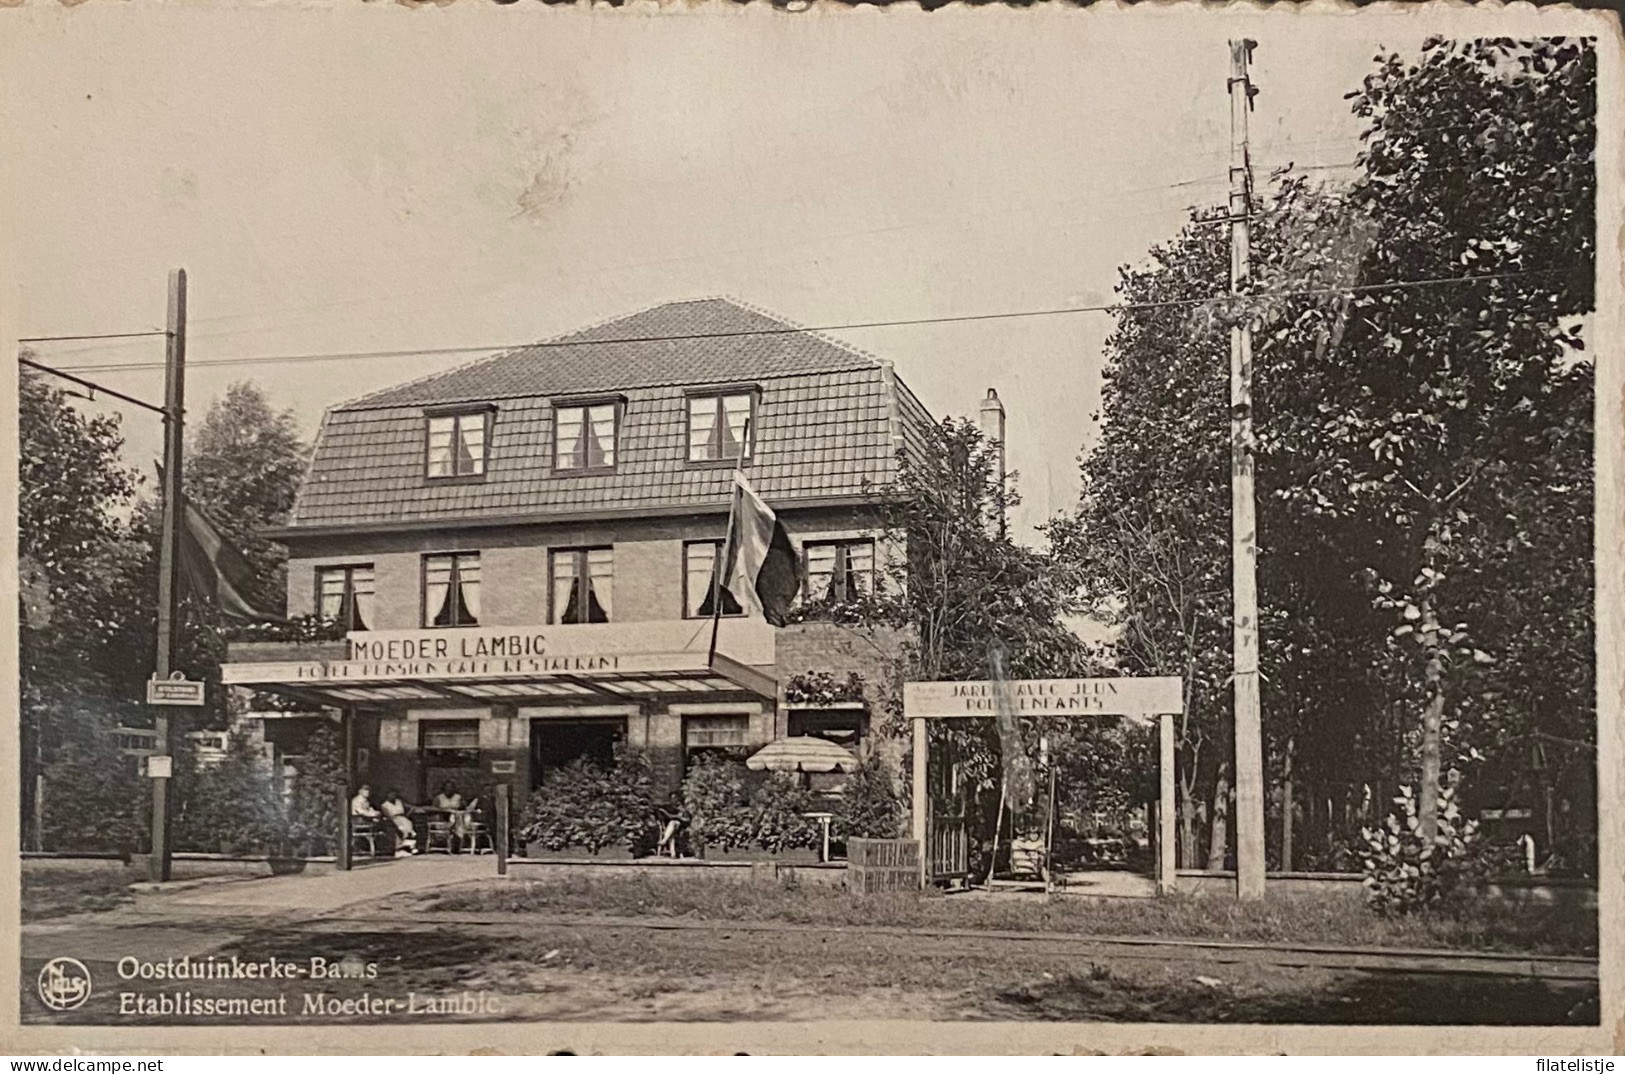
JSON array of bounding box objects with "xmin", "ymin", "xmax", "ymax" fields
[{"xmin": 979, "ymin": 388, "xmax": 1007, "ymax": 538}]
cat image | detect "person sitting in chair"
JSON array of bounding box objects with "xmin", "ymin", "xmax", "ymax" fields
[
  {"xmin": 433, "ymin": 781, "xmax": 470, "ymax": 848},
  {"xmin": 379, "ymin": 789, "xmax": 419, "ymax": 856},
  {"xmin": 350, "ymin": 784, "xmax": 380, "ymax": 819}
]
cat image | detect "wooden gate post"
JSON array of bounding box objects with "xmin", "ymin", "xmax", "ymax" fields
[
  {"xmin": 496, "ymin": 783, "xmax": 510, "ymax": 876},
  {"xmin": 911, "ymin": 716, "xmax": 928, "ymax": 889},
  {"xmin": 337, "ymin": 786, "xmax": 352, "ymax": 872},
  {"xmin": 1158, "ymin": 711, "xmax": 1177, "ymax": 895}
]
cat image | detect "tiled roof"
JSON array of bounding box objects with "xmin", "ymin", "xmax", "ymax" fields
[
  {"xmin": 286, "ymin": 299, "xmax": 933, "ymax": 532},
  {"xmin": 343, "ymin": 298, "xmax": 882, "ymax": 410}
]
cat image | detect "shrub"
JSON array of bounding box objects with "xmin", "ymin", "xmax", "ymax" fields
[
  {"xmin": 518, "ymin": 748, "xmax": 656, "ymax": 854},
  {"xmin": 830, "ymin": 755, "xmax": 904, "ymax": 841},
  {"xmin": 172, "ymin": 731, "xmax": 289, "ymax": 856},
  {"xmin": 680, "ymin": 753, "xmax": 756, "ymax": 852},
  {"xmin": 783, "ymin": 670, "xmax": 867, "ymax": 706},
  {"xmin": 749, "ymin": 774, "xmax": 819, "ymax": 852},
  {"xmin": 41, "ymin": 738, "xmax": 146, "ymax": 854},
  {"xmin": 286, "ymin": 723, "xmax": 346, "ymax": 855},
  {"xmin": 1358, "ymin": 784, "xmax": 1480, "ymax": 915}
]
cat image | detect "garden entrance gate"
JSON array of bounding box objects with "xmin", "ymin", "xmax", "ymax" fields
[{"xmin": 903, "ymin": 676, "xmax": 1183, "ymax": 894}]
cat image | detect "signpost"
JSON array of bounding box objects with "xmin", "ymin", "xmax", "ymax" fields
[
  {"xmin": 146, "ymin": 672, "xmax": 206, "ymax": 707},
  {"xmin": 905, "ymin": 675, "xmax": 1183, "ymax": 896}
]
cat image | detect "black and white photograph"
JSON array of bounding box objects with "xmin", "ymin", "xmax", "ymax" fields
[{"xmin": 3, "ymin": 1, "xmax": 1619, "ymax": 1056}]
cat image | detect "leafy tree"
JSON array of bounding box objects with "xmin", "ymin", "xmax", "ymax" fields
[
  {"xmin": 1266, "ymin": 37, "xmax": 1595, "ymax": 842},
  {"xmin": 185, "ymin": 381, "xmax": 309, "ymax": 614},
  {"xmin": 18, "ymin": 366, "xmax": 146, "ymax": 847},
  {"xmin": 1064, "ymin": 36, "xmax": 1595, "ymax": 871}
]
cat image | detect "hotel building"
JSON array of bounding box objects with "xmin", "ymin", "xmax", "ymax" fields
[{"xmin": 221, "ymin": 298, "xmax": 961, "ymax": 803}]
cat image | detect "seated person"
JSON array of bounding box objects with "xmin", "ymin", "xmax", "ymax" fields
[
  {"xmin": 433, "ymin": 781, "xmax": 470, "ymax": 845},
  {"xmin": 350, "ymin": 784, "xmax": 380, "ymax": 820},
  {"xmin": 378, "ymin": 789, "xmax": 419, "ymax": 856}
]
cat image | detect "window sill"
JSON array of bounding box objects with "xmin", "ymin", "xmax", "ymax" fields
[
  {"xmin": 424, "ymin": 473, "xmax": 488, "ymax": 485},
  {"xmin": 549, "ymin": 466, "xmax": 619, "ymax": 478},
  {"xmin": 684, "ymin": 457, "xmax": 752, "ymax": 470}
]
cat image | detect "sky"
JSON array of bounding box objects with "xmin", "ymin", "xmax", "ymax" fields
[{"xmin": 2, "ymin": 4, "xmax": 1409, "ymax": 542}]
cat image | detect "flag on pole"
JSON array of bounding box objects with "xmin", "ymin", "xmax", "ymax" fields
[
  {"xmin": 989, "ymin": 638, "xmax": 1036, "ymax": 809},
  {"xmin": 720, "ymin": 471, "xmax": 800, "ymax": 627},
  {"xmin": 178, "ymin": 499, "xmax": 281, "ymax": 624}
]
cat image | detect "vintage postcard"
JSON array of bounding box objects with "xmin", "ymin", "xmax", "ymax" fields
[{"xmin": 1, "ymin": 0, "xmax": 1619, "ymax": 1056}]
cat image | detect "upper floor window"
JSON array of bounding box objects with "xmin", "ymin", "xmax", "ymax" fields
[
  {"xmin": 425, "ymin": 409, "xmax": 490, "ymax": 479},
  {"xmin": 805, "ymin": 539, "xmax": 875, "ymax": 603},
  {"xmin": 317, "ymin": 564, "xmax": 375, "ymax": 632},
  {"xmin": 687, "ymin": 391, "xmax": 755, "ymax": 463},
  {"xmin": 683, "ymin": 540, "xmax": 744, "ymax": 619},
  {"xmin": 424, "ymin": 552, "xmax": 480, "ymax": 627},
  {"xmin": 554, "ymin": 400, "xmax": 620, "ymax": 472},
  {"xmin": 551, "ymin": 547, "xmax": 613, "ymax": 624}
]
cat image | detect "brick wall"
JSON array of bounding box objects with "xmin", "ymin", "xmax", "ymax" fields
[
  {"xmin": 775, "ymin": 621, "xmax": 914, "ymax": 778},
  {"xmin": 280, "ymin": 504, "xmax": 884, "ymax": 628}
]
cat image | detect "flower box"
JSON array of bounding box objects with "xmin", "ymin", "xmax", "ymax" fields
[
  {"xmin": 524, "ymin": 842, "xmax": 635, "ymax": 861},
  {"xmin": 700, "ymin": 846, "xmax": 819, "ymax": 865}
]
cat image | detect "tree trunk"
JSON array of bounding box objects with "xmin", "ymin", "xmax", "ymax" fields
[
  {"xmin": 1207, "ymin": 760, "xmax": 1230, "ymax": 871},
  {"xmin": 1178, "ymin": 774, "xmax": 1199, "ymax": 870},
  {"xmin": 1417, "ymin": 591, "xmax": 1445, "ymax": 844},
  {"xmin": 1280, "ymin": 735, "xmax": 1295, "ymax": 872}
]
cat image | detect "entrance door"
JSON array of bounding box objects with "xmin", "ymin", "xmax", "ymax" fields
[
  {"xmin": 420, "ymin": 719, "xmax": 482, "ymax": 802},
  {"xmin": 531, "ymin": 718, "xmax": 625, "ymax": 788}
]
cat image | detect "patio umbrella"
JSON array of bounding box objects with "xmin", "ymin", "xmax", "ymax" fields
[{"xmin": 744, "ymin": 736, "xmax": 860, "ymax": 774}]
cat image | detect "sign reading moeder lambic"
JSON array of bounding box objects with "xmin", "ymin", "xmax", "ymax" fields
[
  {"xmin": 220, "ymin": 620, "xmax": 775, "ymax": 688},
  {"xmin": 903, "ymin": 676, "xmax": 1183, "ymax": 717}
]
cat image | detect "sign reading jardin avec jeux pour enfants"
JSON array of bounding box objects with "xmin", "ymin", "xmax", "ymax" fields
[{"xmin": 903, "ymin": 676, "xmax": 1183, "ymax": 717}]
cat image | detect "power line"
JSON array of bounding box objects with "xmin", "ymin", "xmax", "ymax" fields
[
  {"xmin": 18, "ymin": 356, "xmax": 169, "ymax": 416},
  {"xmin": 45, "ymin": 268, "xmax": 1565, "ymax": 378},
  {"xmin": 18, "ymin": 330, "xmax": 167, "ymax": 344}
]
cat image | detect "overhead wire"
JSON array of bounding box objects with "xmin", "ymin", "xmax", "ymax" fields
[{"xmin": 40, "ymin": 268, "xmax": 1564, "ymax": 378}]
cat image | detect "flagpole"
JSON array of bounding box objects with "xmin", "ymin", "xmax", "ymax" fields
[{"xmin": 708, "ymin": 418, "xmax": 752, "ymax": 665}]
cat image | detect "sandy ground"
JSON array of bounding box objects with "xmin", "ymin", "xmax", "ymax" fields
[{"xmin": 22, "ymin": 905, "xmax": 1598, "ymax": 1026}]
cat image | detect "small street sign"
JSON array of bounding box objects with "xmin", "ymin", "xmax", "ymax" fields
[
  {"xmin": 145, "ymin": 755, "xmax": 173, "ymax": 779},
  {"xmin": 146, "ymin": 672, "xmax": 206, "ymax": 707}
]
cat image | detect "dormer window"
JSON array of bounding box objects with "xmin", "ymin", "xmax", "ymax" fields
[
  {"xmin": 687, "ymin": 387, "xmax": 757, "ymax": 463},
  {"xmin": 554, "ymin": 398, "xmax": 621, "ymax": 472},
  {"xmin": 425, "ymin": 407, "xmax": 491, "ymax": 479}
]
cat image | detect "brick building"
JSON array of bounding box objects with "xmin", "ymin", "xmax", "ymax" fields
[{"xmin": 221, "ymin": 298, "xmax": 945, "ymax": 803}]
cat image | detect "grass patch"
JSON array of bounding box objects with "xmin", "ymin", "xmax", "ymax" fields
[
  {"xmin": 422, "ymin": 873, "xmax": 1595, "ymax": 957},
  {"xmin": 22, "ymin": 863, "xmax": 136, "ymax": 922}
]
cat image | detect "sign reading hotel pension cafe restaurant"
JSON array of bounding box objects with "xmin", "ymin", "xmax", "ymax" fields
[
  {"xmin": 220, "ymin": 620, "xmax": 775, "ymax": 686},
  {"xmin": 903, "ymin": 676, "xmax": 1183, "ymax": 717}
]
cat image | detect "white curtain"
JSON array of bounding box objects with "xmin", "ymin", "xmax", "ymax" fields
[
  {"xmin": 426, "ymin": 417, "xmax": 455, "ymax": 477},
  {"xmin": 688, "ymin": 397, "xmax": 716, "ymax": 460},
  {"xmin": 588, "ymin": 404, "xmax": 616, "ymax": 467},
  {"xmin": 556, "ymin": 409, "xmax": 584, "ymax": 470}
]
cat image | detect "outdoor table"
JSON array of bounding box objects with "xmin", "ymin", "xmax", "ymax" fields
[
  {"xmin": 409, "ymin": 806, "xmax": 475, "ymax": 852},
  {"xmin": 803, "ymin": 812, "xmax": 834, "ymax": 863}
]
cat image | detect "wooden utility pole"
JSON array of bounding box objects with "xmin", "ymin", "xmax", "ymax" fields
[
  {"xmin": 1227, "ymin": 41, "xmax": 1266, "ymax": 901},
  {"xmin": 149, "ymin": 268, "xmax": 187, "ymax": 882}
]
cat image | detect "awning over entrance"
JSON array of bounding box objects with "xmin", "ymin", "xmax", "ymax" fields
[{"xmin": 221, "ymin": 620, "xmax": 777, "ymax": 708}]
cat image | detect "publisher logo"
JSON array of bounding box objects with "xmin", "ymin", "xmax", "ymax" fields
[{"xmin": 37, "ymin": 957, "xmax": 92, "ymax": 1011}]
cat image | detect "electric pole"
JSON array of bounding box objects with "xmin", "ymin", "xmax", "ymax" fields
[
  {"xmin": 150, "ymin": 268, "xmax": 187, "ymax": 882},
  {"xmin": 1228, "ymin": 40, "xmax": 1266, "ymax": 901}
]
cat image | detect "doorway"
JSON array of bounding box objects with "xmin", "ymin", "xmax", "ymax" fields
[{"xmin": 419, "ymin": 719, "xmax": 482, "ymax": 802}]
